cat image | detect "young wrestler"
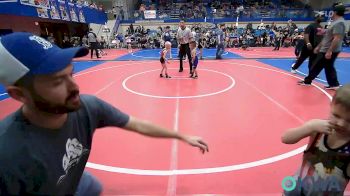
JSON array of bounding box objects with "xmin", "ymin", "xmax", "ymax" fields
[
  {"xmin": 159, "ymin": 41, "xmax": 172, "ymax": 78},
  {"xmin": 189, "ymin": 41, "xmax": 199, "ymax": 78}
]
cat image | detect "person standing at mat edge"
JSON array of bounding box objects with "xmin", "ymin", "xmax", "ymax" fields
[
  {"xmin": 298, "ymin": 2, "xmax": 346, "ymax": 90},
  {"xmin": 281, "ymin": 84, "xmax": 350, "ymax": 195},
  {"xmin": 0, "ymin": 32, "xmax": 209, "ymax": 195},
  {"xmin": 177, "ymin": 20, "xmax": 193, "ymax": 74},
  {"xmin": 216, "ymin": 24, "xmax": 226, "ymax": 59},
  {"xmin": 87, "ymin": 28, "xmax": 100, "ymax": 59},
  {"xmin": 291, "ymin": 11, "xmax": 325, "ymax": 74}
]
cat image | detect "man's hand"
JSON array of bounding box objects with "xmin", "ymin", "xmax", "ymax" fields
[
  {"xmin": 313, "ymin": 46, "xmax": 320, "ymax": 54},
  {"xmin": 325, "ymin": 50, "xmax": 332, "ymax": 59},
  {"xmin": 306, "ymin": 43, "xmax": 313, "ymax": 50},
  {"xmin": 124, "ymin": 117, "xmax": 209, "ymax": 153},
  {"xmin": 183, "ymin": 136, "xmax": 209, "ymax": 154}
]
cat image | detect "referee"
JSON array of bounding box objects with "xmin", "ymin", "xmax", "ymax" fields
[{"xmin": 177, "ymin": 20, "xmax": 193, "ymax": 74}]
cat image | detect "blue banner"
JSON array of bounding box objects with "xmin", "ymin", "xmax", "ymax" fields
[
  {"xmin": 49, "ymin": 0, "xmax": 60, "ymax": 19},
  {"xmin": 77, "ymin": 6, "xmax": 85, "ymax": 23},
  {"xmin": 0, "ymin": 0, "xmax": 106, "ymax": 24},
  {"xmin": 69, "ymin": 4, "xmax": 78, "ymax": 22},
  {"xmin": 20, "ymin": 0, "xmax": 49, "ymax": 9},
  {"xmin": 58, "ymin": 0, "xmax": 70, "ymax": 21}
]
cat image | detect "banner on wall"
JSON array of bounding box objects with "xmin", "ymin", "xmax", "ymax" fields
[
  {"xmin": 49, "ymin": 0, "xmax": 60, "ymax": 19},
  {"xmin": 75, "ymin": 0, "xmax": 83, "ymax": 6},
  {"xmin": 144, "ymin": 10, "xmax": 156, "ymax": 19},
  {"xmin": 20, "ymin": 0, "xmax": 49, "ymax": 9},
  {"xmin": 0, "ymin": 0, "xmax": 106, "ymax": 24},
  {"xmin": 78, "ymin": 8, "xmax": 85, "ymax": 22},
  {"xmin": 37, "ymin": 7, "xmax": 49, "ymax": 18},
  {"xmin": 59, "ymin": 1, "xmax": 70, "ymax": 21},
  {"xmin": 69, "ymin": 5, "xmax": 78, "ymax": 22}
]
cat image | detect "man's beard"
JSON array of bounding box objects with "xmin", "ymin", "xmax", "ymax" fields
[{"xmin": 30, "ymin": 90, "xmax": 81, "ymax": 114}]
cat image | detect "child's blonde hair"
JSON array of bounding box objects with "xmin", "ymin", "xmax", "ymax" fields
[
  {"xmin": 165, "ymin": 41, "xmax": 171, "ymax": 48},
  {"xmin": 333, "ymin": 84, "xmax": 350, "ymax": 110}
]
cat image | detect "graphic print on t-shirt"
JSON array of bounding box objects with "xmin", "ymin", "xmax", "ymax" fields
[{"xmin": 57, "ymin": 138, "xmax": 89, "ymax": 185}]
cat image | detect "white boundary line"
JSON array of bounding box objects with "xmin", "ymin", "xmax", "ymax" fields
[
  {"xmin": 166, "ymin": 96, "xmax": 180, "ymax": 196},
  {"xmin": 86, "ymin": 145, "xmax": 307, "ymax": 175},
  {"xmin": 295, "ymin": 70, "xmax": 327, "ymax": 83},
  {"xmin": 94, "ymin": 81, "xmax": 116, "ymax": 95},
  {"xmin": 241, "ymin": 79, "xmax": 304, "ymax": 123},
  {"xmin": 223, "ymin": 62, "xmax": 332, "ymax": 100}
]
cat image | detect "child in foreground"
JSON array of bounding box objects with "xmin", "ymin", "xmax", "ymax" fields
[{"xmin": 281, "ymin": 84, "xmax": 350, "ymax": 195}]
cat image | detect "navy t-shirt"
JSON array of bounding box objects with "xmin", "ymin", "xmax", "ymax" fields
[
  {"xmin": 0, "ymin": 95, "xmax": 129, "ymax": 195},
  {"xmin": 304, "ymin": 22, "xmax": 323, "ymax": 48}
]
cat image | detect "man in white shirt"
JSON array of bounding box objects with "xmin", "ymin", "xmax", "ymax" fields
[
  {"xmin": 177, "ymin": 20, "xmax": 193, "ymax": 74},
  {"xmin": 87, "ymin": 28, "xmax": 100, "ymax": 59},
  {"xmin": 216, "ymin": 24, "xmax": 225, "ymax": 59}
]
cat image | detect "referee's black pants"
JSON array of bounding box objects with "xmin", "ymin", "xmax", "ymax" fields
[
  {"xmin": 179, "ymin": 43, "xmax": 192, "ymax": 73},
  {"xmin": 304, "ymin": 52, "xmax": 340, "ymax": 87}
]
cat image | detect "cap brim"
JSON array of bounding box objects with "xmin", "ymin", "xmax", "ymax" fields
[{"xmin": 31, "ymin": 47, "xmax": 89, "ymax": 75}]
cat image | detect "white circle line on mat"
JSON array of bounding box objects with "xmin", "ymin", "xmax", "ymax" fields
[{"xmin": 122, "ymin": 68, "xmax": 235, "ymax": 99}]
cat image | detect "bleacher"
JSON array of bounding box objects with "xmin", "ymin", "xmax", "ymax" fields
[{"xmin": 128, "ymin": 0, "xmax": 313, "ymax": 21}]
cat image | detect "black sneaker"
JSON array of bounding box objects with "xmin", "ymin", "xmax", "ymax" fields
[
  {"xmin": 166, "ymin": 75, "xmax": 171, "ymax": 78},
  {"xmin": 297, "ymin": 81, "xmax": 311, "ymax": 86},
  {"xmin": 179, "ymin": 68, "xmax": 183, "ymax": 72},
  {"xmin": 160, "ymin": 74, "xmax": 163, "ymax": 78},
  {"xmin": 324, "ymin": 85, "xmax": 342, "ymax": 90}
]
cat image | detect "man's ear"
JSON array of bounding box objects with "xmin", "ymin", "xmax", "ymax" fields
[{"xmin": 6, "ymin": 86, "xmax": 29, "ymax": 104}]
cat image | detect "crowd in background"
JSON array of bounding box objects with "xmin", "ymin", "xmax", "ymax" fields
[
  {"xmin": 130, "ymin": 0, "xmax": 312, "ymax": 20},
  {"xmin": 106, "ymin": 21, "xmax": 303, "ymax": 50}
]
